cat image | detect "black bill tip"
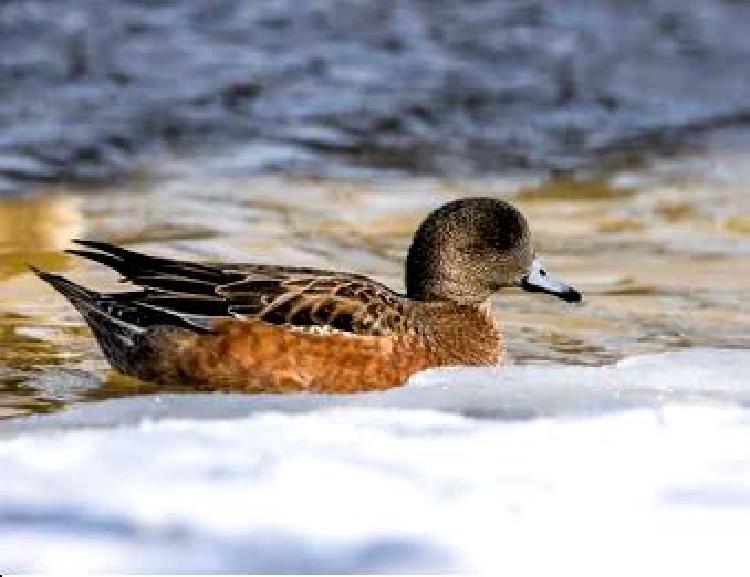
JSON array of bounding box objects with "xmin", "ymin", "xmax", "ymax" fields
[
  {"xmin": 521, "ymin": 258, "xmax": 583, "ymax": 304},
  {"xmin": 522, "ymin": 277, "xmax": 582, "ymax": 303}
]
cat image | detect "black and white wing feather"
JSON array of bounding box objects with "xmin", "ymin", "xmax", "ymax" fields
[{"xmin": 65, "ymin": 240, "xmax": 410, "ymax": 336}]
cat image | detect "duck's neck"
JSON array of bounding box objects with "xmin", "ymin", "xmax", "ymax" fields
[{"xmin": 411, "ymin": 299, "xmax": 505, "ymax": 366}]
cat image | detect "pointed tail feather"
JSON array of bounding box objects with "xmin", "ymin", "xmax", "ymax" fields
[
  {"xmin": 66, "ymin": 239, "xmax": 227, "ymax": 282},
  {"xmin": 30, "ymin": 266, "xmax": 98, "ymax": 308},
  {"xmin": 31, "ymin": 267, "xmax": 145, "ymax": 373}
]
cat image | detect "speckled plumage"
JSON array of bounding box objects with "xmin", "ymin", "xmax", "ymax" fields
[{"xmin": 34, "ymin": 197, "xmax": 580, "ymax": 392}]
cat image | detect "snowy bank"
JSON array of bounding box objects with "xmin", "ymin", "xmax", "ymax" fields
[{"xmin": 1, "ymin": 348, "xmax": 749, "ymax": 573}]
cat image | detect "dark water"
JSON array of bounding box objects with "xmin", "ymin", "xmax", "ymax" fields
[{"xmin": 3, "ymin": 0, "xmax": 750, "ymax": 190}]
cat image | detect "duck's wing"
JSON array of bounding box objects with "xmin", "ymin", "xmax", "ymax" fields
[{"xmin": 66, "ymin": 240, "xmax": 410, "ymax": 336}]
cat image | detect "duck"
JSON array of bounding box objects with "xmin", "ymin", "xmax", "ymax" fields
[{"xmin": 33, "ymin": 197, "xmax": 581, "ymax": 393}]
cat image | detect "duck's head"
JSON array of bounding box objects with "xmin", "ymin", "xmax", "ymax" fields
[{"xmin": 406, "ymin": 197, "xmax": 582, "ymax": 304}]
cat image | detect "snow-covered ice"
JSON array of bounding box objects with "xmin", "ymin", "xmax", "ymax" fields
[{"xmin": 1, "ymin": 348, "xmax": 750, "ymax": 573}]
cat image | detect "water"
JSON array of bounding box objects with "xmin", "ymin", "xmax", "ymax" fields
[
  {"xmin": 5, "ymin": 0, "xmax": 750, "ymax": 188},
  {"xmin": 1, "ymin": 145, "xmax": 749, "ymax": 417}
]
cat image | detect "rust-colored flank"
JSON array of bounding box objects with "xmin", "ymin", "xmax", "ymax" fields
[{"xmin": 34, "ymin": 198, "xmax": 580, "ymax": 393}]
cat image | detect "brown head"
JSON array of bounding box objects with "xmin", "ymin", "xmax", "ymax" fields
[{"xmin": 405, "ymin": 197, "xmax": 581, "ymax": 304}]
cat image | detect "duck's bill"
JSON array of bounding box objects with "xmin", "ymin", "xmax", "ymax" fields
[{"xmin": 521, "ymin": 259, "xmax": 582, "ymax": 303}]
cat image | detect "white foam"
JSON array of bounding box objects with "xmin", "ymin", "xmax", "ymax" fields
[{"xmin": 1, "ymin": 348, "xmax": 750, "ymax": 573}]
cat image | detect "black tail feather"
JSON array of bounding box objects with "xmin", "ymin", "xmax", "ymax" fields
[
  {"xmin": 67, "ymin": 240, "xmax": 158, "ymax": 279},
  {"xmin": 67, "ymin": 239, "xmax": 235, "ymax": 284},
  {"xmin": 64, "ymin": 249, "xmax": 127, "ymax": 275},
  {"xmin": 70, "ymin": 239, "xmax": 141, "ymax": 260},
  {"xmin": 33, "ymin": 266, "xmax": 212, "ymax": 333},
  {"xmin": 32, "ymin": 267, "xmax": 149, "ymax": 373},
  {"xmin": 30, "ymin": 266, "xmax": 98, "ymax": 305}
]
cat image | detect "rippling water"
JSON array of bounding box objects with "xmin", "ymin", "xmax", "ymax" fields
[
  {"xmin": 6, "ymin": 0, "xmax": 750, "ymax": 187},
  {"xmin": 0, "ymin": 147, "xmax": 749, "ymax": 417}
]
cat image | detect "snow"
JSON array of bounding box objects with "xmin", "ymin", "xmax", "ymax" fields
[{"xmin": 1, "ymin": 348, "xmax": 750, "ymax": 573}]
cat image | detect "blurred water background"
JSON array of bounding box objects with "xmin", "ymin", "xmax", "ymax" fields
[
  {"xmin": 3, "ymin": 0, "xmax": 750, "ymax": 188},
  {"xmin": 1, "ymin": 1, "xmax": 750, "ymax": 573}
]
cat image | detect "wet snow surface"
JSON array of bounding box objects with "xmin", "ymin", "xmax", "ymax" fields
[{"xmin": 2, "ymin": 348, "xmax": 750, "ymax": 573}]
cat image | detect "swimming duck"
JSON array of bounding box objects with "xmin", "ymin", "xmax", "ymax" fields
[{"xmin": 34, "ymin": 197, "xmax": 581, "ymax": 392}]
